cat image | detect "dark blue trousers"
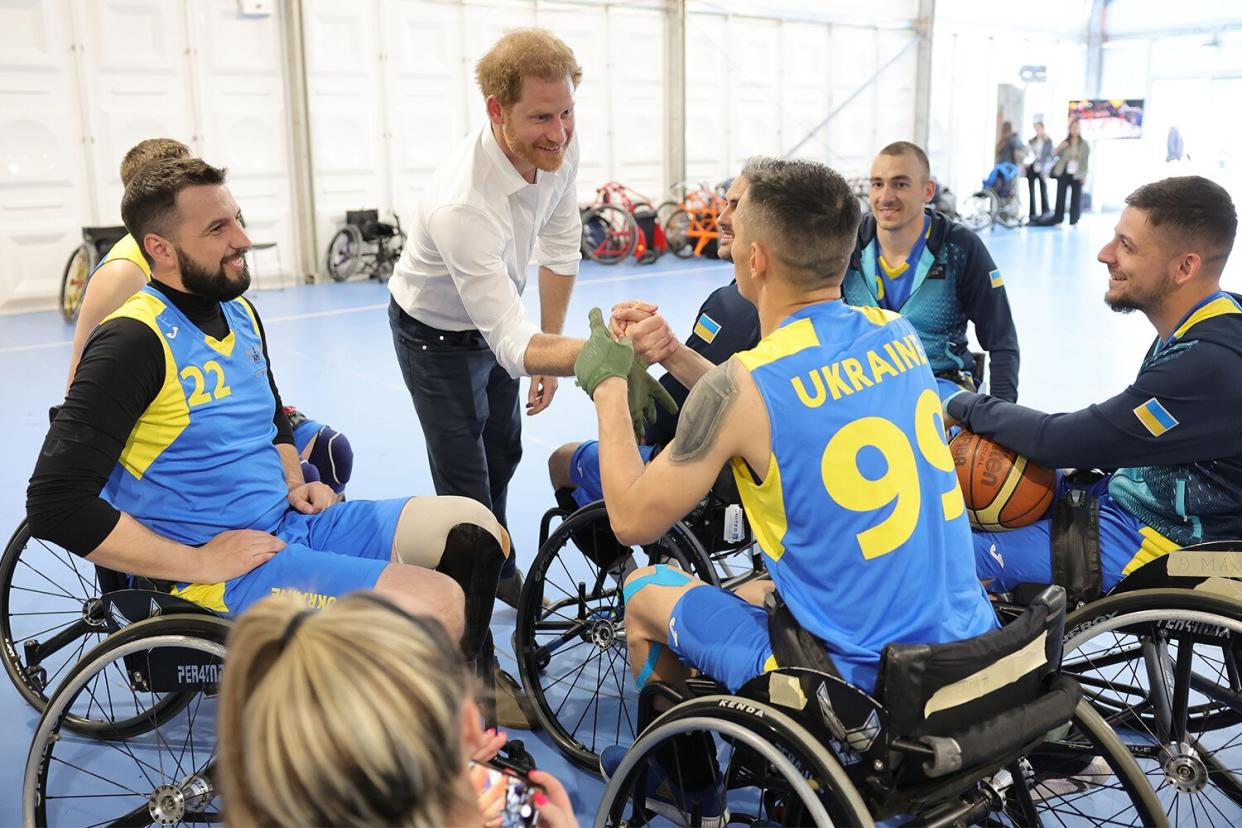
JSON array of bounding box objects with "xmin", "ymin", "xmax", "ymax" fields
[{"xmin": 389, "ymin": 298, "xmax": 521, "ymax": 576}]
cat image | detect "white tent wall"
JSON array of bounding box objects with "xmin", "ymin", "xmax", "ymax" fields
[
  {"xmin": 683, "ymin": 0, "xmax": 921, "ymax": 189},
  {"xmin": 1096, "ymin": 0, "xmax": 1242, "ymax": 209},
  {"xmin": 302, "ymin": 0, "xmax": 667, "ymax": 264},
  {"xmin": 0, "ymin": 0, "xmax": 300, "ymax": 314},
  {"xmin": 928, "ymin": 0, "xmax": 1090, "ymax": 210}
]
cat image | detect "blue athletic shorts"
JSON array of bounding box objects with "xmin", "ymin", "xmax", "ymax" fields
[
  {"xmin": 569, "ymin": 440, "xmax": 658, "ymax": 507},
  {"xmin": 667, "ymin": 585, "xmax": 775, "ymax": 693},
  {"xmin": 170, "ymin": 497, "xmax": 407, "ymax": 615},
  {"xmin": 972, "ymin": 474, "xmax": 1169, "ymax": 594}
]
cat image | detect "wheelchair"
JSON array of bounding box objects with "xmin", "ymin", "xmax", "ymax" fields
[
  {"xmin": 595, "ymin": 586, "xmax": 1166, "ymax": 826},
  {"xmin": 1007, "ymin": 542, "xmax": 1242, "ymax": 822},
  {"xmin": 515, "ymin": 481, "xmax": 764, "ymax": 771},
  {"xmin": 960, "ymin": 162, "xmax": 1025, "ymax": 232},
  {"xmin": 59, "ymin": 225, "xmax": 129, "ymax": 322},
  {"xmin": 324, "ymin": 208, "xmax": 406, "ymax": 282}
]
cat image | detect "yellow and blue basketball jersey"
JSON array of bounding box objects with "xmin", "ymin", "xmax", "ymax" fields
[
  {"xmin": 97, "ymin": 233, "xmax": 152, "ymax": 280},
  {"xmin": 102, "ymin": 286, "xmax": 289, "ymax": 545},
  {"xmin": 732, "ymin": 300, "xmax": 997, "ymax": 691}
]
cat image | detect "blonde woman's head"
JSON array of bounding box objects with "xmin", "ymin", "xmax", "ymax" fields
[{"xmin": 218, "ymin": 593, "xmax": 476, "ymax": 827}]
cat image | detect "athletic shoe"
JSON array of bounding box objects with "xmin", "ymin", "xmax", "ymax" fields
[
  {"xmin": 600, "ymin": 744, "xmax": 729, "ymax": 828},
  {"xmin": 496, "ymin": 570, "xmax": 524, "ymax": 610},
  {"xmin": 494, "ymin": 666, "xmax": 540, "ymax": 731}
]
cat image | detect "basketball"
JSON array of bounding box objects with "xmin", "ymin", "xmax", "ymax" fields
[{"xmin": 949, "ymin": 431, "xmax": 1056, "ymax": 531}]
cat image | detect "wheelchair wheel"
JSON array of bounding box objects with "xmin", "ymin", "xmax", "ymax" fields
[
  {"xmin": 515, "ymin": 500, "xmax": 718, "ymax": 772},
  {"xmin": 0, "ymin": 520, "xmax": 112, "ymax": 725},
  {"xmin": 582, "ymin": 204, "xmax": 638, "ymax": 265},
  {"xmin": 960, "ymin": 190, "xmax": 999, "ymax": 232},
  {"xmin": 998, "ymin": 699, "xmax": 1166, "ymax": 826},
  {"xmin": 59, "ymin": 241, "xmax": 93, "ymax": 322},
  {"xmin": 662, "ymin": 208, "xmax": 696, "ymax": 258},
  {"xmin": 1060, "ymin": 588, "xmax": 1242, "ymax": 822},
  {"xmin": 996, "ymin": 195, "xmax": 1025, "ymax": 229},
  {"xmin": 24, "ymin": 614, "xmax": 229, "ymax": 827},
  {"xmin": 596, "ymin": 695, "xmax": 871, "ymax": 827},
  {"xmin": 325, "ymin": 224, "xmax": 363, "ymax": 281}
]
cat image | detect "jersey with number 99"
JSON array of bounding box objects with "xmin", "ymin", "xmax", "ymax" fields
[{"xmin": 731, "ymin": 300, "xmax": 997, "ymax": 692}]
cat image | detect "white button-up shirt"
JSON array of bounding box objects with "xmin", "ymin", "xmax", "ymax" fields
[{"xmin": 389, "ymin": 124, "xmax": 582, "ymax": 378}]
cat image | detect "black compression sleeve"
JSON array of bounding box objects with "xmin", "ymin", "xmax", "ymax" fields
[{"xmin": 26, "ymin": 319, "xmax": 164, "ymax": 554}]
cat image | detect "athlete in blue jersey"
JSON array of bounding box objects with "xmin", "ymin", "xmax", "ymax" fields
[
  {"xmin": 946, "ymin": 176, "xmax": 1242, "ymax": 594},
  {"xmin": 27, "ymin": 158, "xmax": 514, "ymax": 686},
  {"xmin": 842, "ymin": 142, "xmax": 1020, "ymax": 402},
  {"xmin": 573, "ymin": 158, "xmax": 997, "ymax": 818}
]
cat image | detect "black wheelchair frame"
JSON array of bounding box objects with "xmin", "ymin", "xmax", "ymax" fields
[{"xmin": 324, "ymin": 208, "xmax": 406, "ymax": 282}]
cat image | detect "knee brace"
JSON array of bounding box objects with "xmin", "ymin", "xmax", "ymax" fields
[
  {"xmin": 434, "ymin": 523, "xmax": 506, "ymax": 667},
  {"xmin": 299, "ymin": 459, "xmax": 321, "ymax": 484},
  {"xmin": 555, "ymin": 487, "xmax": 631, "ymax": 571},
  {"xmin": 307, "ymin": 427, "xmax": 353, "ymax": 494}
]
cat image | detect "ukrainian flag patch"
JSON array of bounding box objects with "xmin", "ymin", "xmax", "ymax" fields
[
  {"xmin": 1133, "ymin": 397, "xmax": 1179, "ymax": 437},
  {"xmin": 989, "ymin": 269, "xmax": 1004, "ymax": 288},
  {"xmin": 693, "ymin": 313, "xmax": 721, "ymax": 343}
]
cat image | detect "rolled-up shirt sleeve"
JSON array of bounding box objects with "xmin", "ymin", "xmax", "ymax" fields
[
  {"xmin": 535, "ymin": 168, "xmax": 583, "ymax": 277},
  {"xmin": 427, "ymin": 204, "xmax": 541, "ymax": 377}
]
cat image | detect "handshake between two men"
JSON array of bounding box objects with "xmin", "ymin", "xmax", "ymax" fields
[{"xmin": 574, "ymin": 301, "xmax": 681, "ymax": 440}]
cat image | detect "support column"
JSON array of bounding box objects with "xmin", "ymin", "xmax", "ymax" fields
[
  {"xmin": 1086, "ymin": 0, "xmax": 1105, "ymax": 98},
  {"xmin": 913, "ymin": 0, "xmax": 935, "ymax": 148},
  {"xmin": 665, "ymin": 0, "xmax": 686, "ymax": 191},
  {"xmin": 281, "ymin": 0, "xmax": 318, "ymax": 282}
]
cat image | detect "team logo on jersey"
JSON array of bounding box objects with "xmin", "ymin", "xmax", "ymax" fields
[
  {"xmin": 166, "ymin": 326, "xmax": 179, "ymax": 339},
  {"xmin": 246, "ymin": 345, "xmax": 263, "ymax": 365},
  {"xmin": 693, "ymin": 313, "xmax": 721, "ymax": 344},
  {"xmin": 1134, "ymin": 397, "xmax": 1179, "ymax": 437},
  {"xmin": 989, "ymin": 269, "xmax": 1004, "ymax": 288}
]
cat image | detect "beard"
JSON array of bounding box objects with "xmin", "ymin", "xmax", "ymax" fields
[
  {"xmin": 502, "ymin": 120, "xmax": 566, "ymax": 173},
  {"xmin": 178, "ymin": 245, "xmax": 250, "ymax": 303},
  {"xmin": 1104, "ymin": 271, "xmax": 1172, "ymax": 315}
]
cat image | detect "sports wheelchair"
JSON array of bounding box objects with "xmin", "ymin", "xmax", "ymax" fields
[
  {"xmin": 324, "ymin": 208, "xmax": 406, "ymax": 282},
  {"xmin": 59, "ymin": 225, "xmax": 129, "ymax": 322},
  {"xmin": 960, "ymin": 162, "xmax": 1025, "ymax": 232},
  {"xmin": 596, "ymin": 586, "xmax": 1166, "ymax": 826},
  {"xmin": 515, "ymin": 481, "xmax": 763, "ymax": 771}
]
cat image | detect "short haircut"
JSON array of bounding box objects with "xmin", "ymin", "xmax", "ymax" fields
[
  {"xmin": 1126, "ymin": 176, "xmax": 1237, "ymax": 268},
  {"xmin": 476, "ymin": 28, "xmax": 582, "ymax": 109},
  {"xmin": 877, "ymin": 140, "xmax": 931, "ymax": 182},
  {"xmin": 741, "ymin": 157, "xmax": 861, "ymax": 289},
  {"xmin": 120, "ymin": 158, "xmax": 228, "ymax": 266},
  {"xmin": 119, "ymin": 138, "xmax": 190, "ymax": 187}
]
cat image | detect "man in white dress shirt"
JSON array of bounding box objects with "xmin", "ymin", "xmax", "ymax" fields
[{"xmin": 388, "ymin": 29, "xmax": 591, "ymax": 626}]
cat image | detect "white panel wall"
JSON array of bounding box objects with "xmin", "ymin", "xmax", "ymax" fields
[
  {"xmin": 0, "ymin": 0, "xmax": 90, "ymax": 313},
  {"xmin": 303, "ymin": 0, "xmax": 666, "ymax": 256},
  {"xmin": 0, "ymin": 0, "xmax": 300, "ymax": 313},
  {"xmin": 684, "ymin": 4, "xmax": 919, "ymax": 189}
]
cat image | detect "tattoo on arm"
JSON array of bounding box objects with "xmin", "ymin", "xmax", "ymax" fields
[{"xmin": 669, "ymin": 360, "xmax": 740, "ymax": 464}]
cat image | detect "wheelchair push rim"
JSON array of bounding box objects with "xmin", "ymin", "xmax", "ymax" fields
[
  {"xmin": 515, "ymin": 501, "xmax": 716, "ymax": 772},
  {"xmin": 325, "ymin": 225, "xmax": 363, "ymax": 281}
]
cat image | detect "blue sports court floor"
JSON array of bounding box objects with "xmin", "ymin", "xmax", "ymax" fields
[{"xmin": 1, "ymin": 212, "xmax": 1235, "ymax": 823}]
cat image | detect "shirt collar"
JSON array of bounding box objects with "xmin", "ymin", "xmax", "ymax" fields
[{"xmin": 481, "ymin": 123, "xmax": 537, "ymax": 196}]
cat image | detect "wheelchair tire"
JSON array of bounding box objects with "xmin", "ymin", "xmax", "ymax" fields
[
  {"xmin": 24, "ymin": 614, "xmax": 229, "ymax": 827},
  {"xmin": 0, "ymin": 519, "xmax": 116, "ymax": 729},
  {"xmin": 514, "ymin": 500, "xmax": 717, "ymax": 772},
  {"xmin": 1061, "ymin": 588, "xmax": 1242, "ymax": 819},
  {"xmin": 662, "ymin": 208, "xmax": 696, "ymax": 258},
  {"xmin": 960, "ymin": 190, "xmax": 999, "ymax": 232},
  {"xmin": 595, "ymin": 696, "xmax": 871, "ymax": 827},
  {"xmin": 582, "ymin": 204, "xmax": 638, "ymax": 265},
  {"xmin": 325, "ymin": 224, "xmax": 363, "ymax": 281},
  {"xmin": 59, "ymin": 241, "xmax": 94, "ymax": 322}
]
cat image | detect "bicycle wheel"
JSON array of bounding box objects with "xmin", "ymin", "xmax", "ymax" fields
[
  {"xmin": 582, "ymin": 204, "xmax": 638, "ymax": 265},
  {"xmin": 59, "ymin": 242, "xmax": 93, "ymax": 322},
  {"xmin": 325, "ymin": 225, "xmax": 363, "ymax": 281},
  {"xmin": 662, "ymin": 208, "xmax": 695, "ymax": 258},
  {"xmin": 960, "ymin": 190, "xmax": 999, "ymax": 232}
]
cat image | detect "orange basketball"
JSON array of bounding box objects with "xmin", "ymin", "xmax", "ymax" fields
[{"xmin": 949, "ymin": 431, "xmax": 1055, "ymax": 531}]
